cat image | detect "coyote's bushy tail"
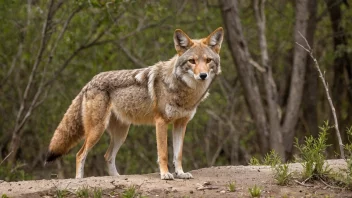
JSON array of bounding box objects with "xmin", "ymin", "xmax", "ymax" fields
[{"xmin": 46, "ymin": 92, "xmax": 85, "ymax": 162}]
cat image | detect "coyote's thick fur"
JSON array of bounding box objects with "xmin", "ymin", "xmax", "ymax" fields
[{"xmin": 46, "ymin": 27, "xmax": 224, "ymax": 180}]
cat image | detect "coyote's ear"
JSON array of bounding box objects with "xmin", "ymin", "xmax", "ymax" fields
[
  {"xmin": 174, "ymin": 29, "xmax": 194, "ymax": 55},
  {"xmin": 204, "ymin": 27, "xmax": 224, "ymax": 53}
]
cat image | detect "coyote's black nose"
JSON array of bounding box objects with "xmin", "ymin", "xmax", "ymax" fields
[{"xmin": 199, "ymin": 73, "xmax": 208, "ymax": 80}]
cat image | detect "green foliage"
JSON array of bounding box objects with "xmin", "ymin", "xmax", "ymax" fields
[
  {"xmin": 248, "ymin": 185, "xmax": 261, "ymax": 197},
  {"xmin": 56, "ymin": 189, "xmax": 69, "ymax": 198},
  {"xmin": 274, "ymin": 164, "xmax": 292, "ymax": 185},
  {"xmin": 0, "ymin": 162, "xmax": 32, "ymax": 181},
  {"xmin": 93, "ymin": 187, "xmax": 103, "ymax": 198},
  {"xmin": 227, "ymin": 181, "xmax": 236, "ymax": 192},
  {"xmin": 122, "ymin": 186, "xmax": 137, "ymax": 198},
  {"xmin": 263, "ymin": 150, "xmax": 282, "ymax": 166},
  {"xmin": 76, "ymin": 186, "xmax": 90, "ymax": 198},
  {"xmin": 1, "ymin": 194, "xmax": 9, "ymax": 198},
  {"xmin": 294, "ymin": 121, "xmax": 332, "ymax": 180},
  {"xmin": 249, "ymin": 156, "xmax": 261, "ymax": 166}
]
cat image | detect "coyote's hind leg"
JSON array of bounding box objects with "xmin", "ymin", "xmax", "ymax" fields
[
  {"xmin": 76, "ymin": 91, "xmax": 111, "ymax": 178},
  {"xmin": 104, "ymin": 114, "xmax": 130, "ymax": 176}
]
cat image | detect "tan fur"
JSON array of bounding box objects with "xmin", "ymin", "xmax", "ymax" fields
[{"xmin": 46, "ymin": 27, "xmax": 224, "ymax": 180}]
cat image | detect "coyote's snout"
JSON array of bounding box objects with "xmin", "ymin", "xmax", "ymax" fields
[{"xmin": 46, "ymin": 27, "xmax": 224, "ymax": 180}]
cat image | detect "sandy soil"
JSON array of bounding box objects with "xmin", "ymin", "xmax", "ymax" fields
[{"xmin": 1, "ymin": 160, "xmax": 351, "ymax": 198}]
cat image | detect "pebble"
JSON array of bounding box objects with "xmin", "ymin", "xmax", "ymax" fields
[{"xmin": 220, "ymin": 190, "xmax": 226, "ymax": 194}]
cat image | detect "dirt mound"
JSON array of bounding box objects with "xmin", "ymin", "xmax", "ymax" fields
[{"xmin": 1, "ymin": 160, "xmax": 351, "ymax": 197}]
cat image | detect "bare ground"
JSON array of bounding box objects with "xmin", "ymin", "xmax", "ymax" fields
[{"xmin": 1, "ymin": 160, "xmax": 351, "ymax": 198}]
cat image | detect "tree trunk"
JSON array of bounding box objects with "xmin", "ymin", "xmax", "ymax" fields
[
  {"xmin": 282, "ymin": 0, "xmax": 310, "ymax": 154},
  {"xmin": 253, "ymin": 0, "xmax": 285, "ymax": 158},
  {"xmin": 302, "ymin": 0, "xmax": 318, "ymax": 138},
  {"xmin": 220, "ymin": 0, "xmax": 269, "ymax": 154},
  {"xmin": 325, "ymin": 0, "xmax": 352, "ymax": 141}
]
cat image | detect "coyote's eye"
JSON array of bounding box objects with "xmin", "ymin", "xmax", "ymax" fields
[
  {"xmin": 206, "ymin": 58, "xmax": 212, "ymax": 63},
  {"xmin": 188, "ymin": 59, "xmax": 196, "ymax": 64}
]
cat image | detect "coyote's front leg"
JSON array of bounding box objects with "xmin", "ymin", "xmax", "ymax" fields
[
  {"xmin": 155, "ymin": 117, "xmax": 174, "ymax": 180},
  {"xmin": 172, "ymin": 118, "xmax": 193, "ymax": 179}
]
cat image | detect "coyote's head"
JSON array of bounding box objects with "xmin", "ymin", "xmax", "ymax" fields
[{"xmin": 173, "ymin": 27, "xmax": 224, "ymax": 84}]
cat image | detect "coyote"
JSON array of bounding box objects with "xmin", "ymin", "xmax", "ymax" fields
[{"xmin": 46, "ymin": 27, "xmax": 224, "ymax": 180}]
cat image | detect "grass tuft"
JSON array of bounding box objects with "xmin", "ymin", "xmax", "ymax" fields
[
  {"xmin": 227, "ymin": 181, "xmax": 236, "ymax": 192},
  {"xmin": 248, "ymin": 185, "xmax": 261, "ymax": 197},
  {"xmin": 76, "ymin": 185, "xmax": 90, "ymax": 198}
]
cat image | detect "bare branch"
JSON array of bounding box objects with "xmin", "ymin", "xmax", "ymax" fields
[
  {"xmin": 118, "ymin": 42, "xmax": 148, "ymax": 68},
  {"xmin": 296, "ymin": 33, "xmax": 345, "ymax": 159},
  {"xmin": 249, "ymin": 59, "xmax": 266, "ymax": 73}
]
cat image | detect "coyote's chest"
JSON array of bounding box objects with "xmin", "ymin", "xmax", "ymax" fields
[{"xmin": 163, "ymin": 80, "xmax": 211, "ymax": 120}]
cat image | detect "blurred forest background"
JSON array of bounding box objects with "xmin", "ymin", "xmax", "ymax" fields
[{"xmin": 0, "ymin": 0, "xmax": 352, "ymax": 181}]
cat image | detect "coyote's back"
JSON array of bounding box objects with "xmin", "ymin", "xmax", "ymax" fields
[{"xmin": 46, "ymin": 27, "xmax": 224, "ymax": 180}]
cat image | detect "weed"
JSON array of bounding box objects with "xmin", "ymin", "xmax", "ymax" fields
[
  {"xmin": 122, "ymin": 185, "xmax": 137, "ymax": 198},
  {"xmin": 93, "ymin": 187, "xmax": 103, "ymax": 198},
  {"xmin": 249, "ymin": 156, "xmax": 260, "ymax": 165},
  {"xmin": 274, "ymin": 163, "xmax": 292, "ymax": 185},
  {"xmin": 227, "ymin": 181, "xmax": 236, "ymax": 192},
  {"xmin": 248, "ymin": 185, "xmax": 261, "ymax": 197},
  {"xmin": 56, "ymin": 189, "xmax": 69, "ymax": 198},
  {"xmin": 1, "ymin": 194, "xmax": 9, "ymax": 198},
  {"xmin": 263, "ymin": 150, "xmax": 282, "ymax": 166},
  {"xmin": 76, "ymin": 185, "xmax": 90, "ymax": 198},
  {"xmin": 294, "ymin": 121, "xmax": 331, "ymax": 180}
]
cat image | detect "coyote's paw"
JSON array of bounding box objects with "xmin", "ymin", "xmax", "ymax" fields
[
  {"xmin": 161, "ymin": 172, "xmax": 174, "ymax": 180},
  {"xmin": 174, "ymin": 171, "xmax": 193, "ymax": 179}
]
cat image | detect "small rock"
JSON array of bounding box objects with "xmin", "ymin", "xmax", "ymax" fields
[
  {"xmin": 0, "ymin": 180, "xmax": 4, "ymax": 183},
  {"xmin": 172, "ymin": 188, "xmax": 177, "ymax": 192},
  {"xmin": 220, "ymin": 190, "xmax": 226, "ymax": 194},
  {"xmin": 190, "ymin": 190, "xmax": 194, "ymax": 194}
]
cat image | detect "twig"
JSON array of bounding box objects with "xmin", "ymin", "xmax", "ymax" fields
[
  {"xmin": 0, "ymin": 151, "xmax": 13, "ymax": 166},
  {"xmin": 296, "ymin": 31, "xmax": 345, "ymax": 159},
  {"xmin": 294, "ymin": 180, "xmax": 314, "ymax": 187},
  {"xmin": 319, "ymin": 177, "xmax": 344, "ymax": 190}
]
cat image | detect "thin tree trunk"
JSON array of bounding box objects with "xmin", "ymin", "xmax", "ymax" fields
[
  {"xmin": 253, "ymin": 0, "xmax": 284, "ymax": 158},
  {"xmin": 282, "ymin": 0, "xmax": 310, "ymax": 154},
  {"xmin": 325, "ymin": 0, "xmax": 352, "ymax": 141},
  {"xmin": 302, "ymin": 0, "xmax": 318, "ymax": 138},
  {"xmin": 220, "ymin": 0, "xmax": 269, "ymax": 154}
]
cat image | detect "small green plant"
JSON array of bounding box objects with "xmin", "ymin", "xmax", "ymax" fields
[
  {"xmin": 295, "ymin": 121, "xmax": 331, "ymax": 180},
  {"xmin": 263, "ymin": 150, "xmax": 282, "ymax": 166},
  {"xmin": 274, "ymin": 163, "xmax": 292, "ymax": 185},
  {"xmin": 227, "ymin": 181, "xmax": 236, "ymax": 192},
  {"xmin": 1, "ymin": 194, "xmax": 9, "ymax": 198},
  {"xmin": 56, "ymin": 189, "xmax": 69, "ymax": 198},
  {"xmin": 248, "ymin": 185, "xmax": 261, "ymax": 197},
  {"xmin": 76, "ymin": 185, "xmax": 90, "ymax": 198},
  {"xmin": 249, "ymin": 156, "xmax": 260, "ymax": 165},
  {"xmin": 122, "ymin": 185, "xmax": 137, "ymax": 198},
  {"xmin": 93, "ymin": 187, "xmax": 103, "ymax": 198}
]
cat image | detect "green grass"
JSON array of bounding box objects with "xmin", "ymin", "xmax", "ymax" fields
[
  {"xmin": 76, "ymin": 185, "xmax": 90, "ymax": 198},
  {"xmin": 55, "ymin": 189, "xmax": 69, "ymax": 198},
  {"xmin": 122, "ymin": 186, "xmax": 137, "ymax": 198},
  {"xmin": 274, "ymin": 163, "xmax": 292, "ymax": 185},
  {"xmin": 227, "ymin": 181, "xmax": 236, "ymax": 192},
  {"xmin": 93, "ymin": 187, "xmax": 103, "ymax": 198},
  {"xmin": 263, "ymin": 150, "xmax": 282, "ymax": 166},
  {"xmin": 249, "ymin": 156, "xmax": 260, "ymax": 165},
  {"xmin": 248, "ymin": 185, "xmax": 261, "ymax": 197},
  {"xmin": 1, "ymin": 194, "xmax": 9, "ymax": 198}
]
